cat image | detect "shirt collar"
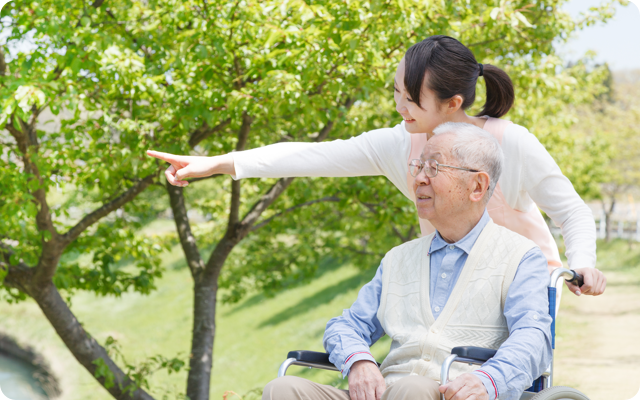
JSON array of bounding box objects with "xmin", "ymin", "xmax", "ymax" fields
[{"xmin": 430, "ymin": 210, "xmax": 491, "ymax": 255}]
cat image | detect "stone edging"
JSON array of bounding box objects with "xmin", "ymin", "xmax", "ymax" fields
[{"xmin": 0, "ymin": 332, "xmax": 61, "ymax": 399}]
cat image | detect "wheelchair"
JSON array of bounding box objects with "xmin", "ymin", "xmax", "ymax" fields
[{"xmin": 278, "ymin": 268, "xmax": 590, "ymax": 400}]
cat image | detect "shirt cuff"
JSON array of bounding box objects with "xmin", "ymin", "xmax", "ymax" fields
[
  {"xmin": 341, "ymin": 351, "xmax": 377, "ymax": 378},
  {"xmin": 473, "ymin": 369, "xmax": 498, "ymax": 400},
  {"xmin": 229, "ymin": 153, "xmax": 241, "ymax": 180},
  {"xmin": 566, "ymin": 253, "xmax": 596, "ymax": 270}
]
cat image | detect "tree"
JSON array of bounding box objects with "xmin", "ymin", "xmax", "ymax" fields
[
  {"xmin": 570, "ymin": 70, "xmax": 640, "ymax": 241},
  {"xmin": 0, "ymin": 0, "xmax": 622, "ymax": 399}
]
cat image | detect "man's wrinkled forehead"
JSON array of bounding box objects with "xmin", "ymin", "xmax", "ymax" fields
[{"xmin": 420, "ymin": 135, "xmax": 452, "ymax": 161}]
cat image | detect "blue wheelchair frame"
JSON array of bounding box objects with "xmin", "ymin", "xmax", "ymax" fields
[{"xmin": 278, "ymin": 268, "xmax": 584, "ymax": 400}]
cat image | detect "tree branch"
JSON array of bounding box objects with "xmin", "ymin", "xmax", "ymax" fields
[
  {"xmin": 236, "ymin": 96, "xmax": 354, "ymax": 235},
  {"xmin": 62, "ymin": 173, "xmax": 157, "ymax": 245},
  {"xmin": 0, "ymin": 47, "xmax": 6, "ymax": 77},
  {"xmin": 227, "ymin": 113, "xmax": 253, "ymax": 228},
  {"xmin": 6, "ymin": 116, "xmax": 62, "ymax": 281},
  {"xmin": 251, "ymin": 196, "xmax": 340, "ymax": 231},
  {"xmin": 0, "ymin": 242, "xmax": 33, "ymax": 294},
  {"xmin": 188, "ymin": 118, "xmax": 231, "ymax": 148},
  {"xmin": 235, "ymin": 112, "xmax": 252, "ymax": 152},
  {"xmin": 187, "ymin": 174, "xmax": 224, "ymax": 183},
  {"xmin": 166, "ymin": 183, "xmax": 205, "ymax": 279},
  {"xmin": 60, "ymin": 173, "xmax": 156, "ymax": 246}
]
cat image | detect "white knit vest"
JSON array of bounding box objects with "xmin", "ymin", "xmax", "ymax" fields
[{"xmin": 377, "ymin": 220, "xmax": 536, "ymax": 386}]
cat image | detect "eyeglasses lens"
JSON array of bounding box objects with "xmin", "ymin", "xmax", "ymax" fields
[
  {"xmin": 409, "ymin": 160, "xmax": 421, "ymax": 177},
  {"xmin": 426, "ymin": 160, "xmax": 438, "ymax": 178}
]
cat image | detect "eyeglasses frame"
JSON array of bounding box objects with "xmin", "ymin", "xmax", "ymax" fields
[{"xmin": 409, "ymin": 158, "xmax": 480, "ymax": 178}]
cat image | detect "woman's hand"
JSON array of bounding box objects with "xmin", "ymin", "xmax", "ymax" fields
[
  {"xmin": 565, "ymin": 267, "xmax": 606, "ymax": 296},
  {"xmin": 146, "ymin": 150, "xmax": 235, "ymax": 187}
]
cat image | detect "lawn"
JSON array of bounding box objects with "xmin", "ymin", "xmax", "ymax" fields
[
  {"xmin": 1, "ymin": 239, "xmax": 639, "ymax": 400},
  {"xmin": 1, "ymin": 243, "xmax": 388, "ymax": 400}
]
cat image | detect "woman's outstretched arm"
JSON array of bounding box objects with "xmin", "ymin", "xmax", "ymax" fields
[{"xmin": 147, "ymin": 124, "xmax": 413, "ymax": 197}]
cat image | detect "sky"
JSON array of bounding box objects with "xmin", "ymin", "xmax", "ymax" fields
[{"xmin": 559, "ymin": 0, "xmax": 640, "ymax": 71}]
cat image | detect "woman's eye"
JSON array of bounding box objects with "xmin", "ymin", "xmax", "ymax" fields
[
  {"xmin": 406, "ymin": 97, "xmax": 414, "ymax": 103},
  {"xmin": 394, "ymin": 87, "xmax": 400, "ymax": 93}
]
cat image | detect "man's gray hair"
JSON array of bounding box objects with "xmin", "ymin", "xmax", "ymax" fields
[{"xmin": 432, "ymin": 122, "xmax": 504, "ymax": 203}]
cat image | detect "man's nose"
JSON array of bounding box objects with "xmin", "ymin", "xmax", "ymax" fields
[{"xmin": 414, "ymin": 169, "xmax": 431, "ymax": 185}]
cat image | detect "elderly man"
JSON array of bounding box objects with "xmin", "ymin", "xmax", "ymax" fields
[{"xmin": 263, "ymin": 123, "xmax": 553, "ymax": 400}]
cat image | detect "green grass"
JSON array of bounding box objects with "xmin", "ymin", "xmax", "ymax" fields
[
  {"xmin": 1, "ymin": 244, "xmax": 389, "ymax": 400},
  {"xmin": 2, "ymin": 239, "xmax": 639, "ymax": 400}
]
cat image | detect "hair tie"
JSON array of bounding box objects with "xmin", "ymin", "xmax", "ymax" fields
[{"xmin": 478, "ymin": 63, "xmax": 484, "ymax": 77}]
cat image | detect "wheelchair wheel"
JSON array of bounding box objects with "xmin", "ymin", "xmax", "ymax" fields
[{"xmin": 530, "ymin": 386, "xmax": 589, "ymax": 400}]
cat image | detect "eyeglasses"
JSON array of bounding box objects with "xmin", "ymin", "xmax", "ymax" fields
[{"xmin": 409, "ymin": 158, "xmax": 480, "ymax": 178}]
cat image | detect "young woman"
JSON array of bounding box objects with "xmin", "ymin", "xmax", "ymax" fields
[{"xmin": 148, "ymin": 35, "xmax": 606, "ymax": 297}]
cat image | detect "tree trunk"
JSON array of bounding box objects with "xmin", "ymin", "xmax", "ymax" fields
[
  {"xmin": 186, "ymin": 279, "xmax": 218, "ymax": 400},
  {"xmin": 179, "ymin": 108, "xmax": 347, "ymax": 399},
  {"xmin": 604, "ymin": 197, "xmax": 616, "ymax": 242},
  {"xmin": 33, "ymin": 282, "xmax": 154, "ymax": 400},
  {"xmin": 186, "ymin": 235, "xmax": 234, "ymax": 400}
]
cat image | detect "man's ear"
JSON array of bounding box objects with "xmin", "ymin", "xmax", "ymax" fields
[
  {"xmin": 444, "ymin": 95, "xmax": 464, "ymax": 115},
  {"xmin": 469, "ymin": 172, "xmax": 490, "ymax": 203}
]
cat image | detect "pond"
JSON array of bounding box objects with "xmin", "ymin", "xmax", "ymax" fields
[{"xmin": 0, "ymin": 353, "xmax": 48, "ymax": 400}]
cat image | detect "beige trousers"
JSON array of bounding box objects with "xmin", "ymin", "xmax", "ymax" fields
[{"xmin": 262, "ymin": 375, "xmax": 440, "ymax": 400}]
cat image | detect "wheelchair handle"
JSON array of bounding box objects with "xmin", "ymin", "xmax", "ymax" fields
[
  {"xmin": 550, "ymin": 268, "xmax": 584, "ymax": 288},
  {"xmin": 565, "ymin": 271, "xmax": 584, "ymax": 288}
]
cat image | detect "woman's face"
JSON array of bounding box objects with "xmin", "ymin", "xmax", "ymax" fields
[{"xmin": 394, "ymin": 58, "xmax": 448, "ymax": 135}]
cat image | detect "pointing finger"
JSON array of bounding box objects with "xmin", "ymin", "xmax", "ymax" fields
[{"xmin": 147, "ymin": 150, "xmax": 183, "ymax": 165}]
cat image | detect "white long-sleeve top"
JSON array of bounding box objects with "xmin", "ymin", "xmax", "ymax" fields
[{"xmin": 232, "ymin": 122, "xmax": 596, "ymax": 269}]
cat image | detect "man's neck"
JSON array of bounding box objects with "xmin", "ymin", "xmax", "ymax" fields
[{"xmin": 433, "ymin": 210, "xmax": 485, "ymax": 244}]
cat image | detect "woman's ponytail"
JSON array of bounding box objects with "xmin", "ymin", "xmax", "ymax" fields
[
  {"xmin": 404, "ymin": 36, "xmax": 515, "ymax": 119},
  {"xmin": 477, "ymin": 64, "xmax": 514, "ymax": 118}
]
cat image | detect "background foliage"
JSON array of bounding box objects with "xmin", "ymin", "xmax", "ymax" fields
[{"xmin": 0, "ymin": 0, "xmax": 626, "ymax": 398}]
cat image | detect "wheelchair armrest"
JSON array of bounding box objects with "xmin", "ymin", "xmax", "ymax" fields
[
  {"xmin": 451, "ymin": 346, "xmax": 497, "ymax": 363},
  {"xmin": 279, "ymin": 351, "xmax": 339, "ymax": 377},
  {"xmin": 287, "ymin": 350, "xmax": 333, "ymax": 367}
]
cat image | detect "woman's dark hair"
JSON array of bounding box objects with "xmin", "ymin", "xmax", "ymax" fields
[{"xmin": 404, "ymin": 35, "xmax": 514, "ymax": 118}]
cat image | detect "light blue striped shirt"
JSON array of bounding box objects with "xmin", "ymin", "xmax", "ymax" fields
[{"xmin": 323, "ymin": 210, "xmax": 553, "ymax": 400}]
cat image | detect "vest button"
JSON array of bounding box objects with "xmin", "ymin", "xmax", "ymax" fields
[
  {"xmin": 424, "ymin": 355, "xmax": 431, "ymax": 361},
  {"xmin": 434, "ymin": 306, "xmax": 441, "ymax": 312},
  {"xmin": 441, "ymin": 273, "xmax": 447, "ymax": 279}
]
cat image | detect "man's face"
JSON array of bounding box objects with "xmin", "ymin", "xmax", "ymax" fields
[{"xmin": 412, "ymin": 134, "xmax": 473, "ymax": 223}]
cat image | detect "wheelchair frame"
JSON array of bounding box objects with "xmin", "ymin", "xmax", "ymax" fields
[{"xmin": 278, "ymin": 267, "xmax": 585, "ymax": 400}]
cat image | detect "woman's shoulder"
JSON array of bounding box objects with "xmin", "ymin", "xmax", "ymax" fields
[
  {"xmin": 502, "ymin": 121, "xmax": 549, "ymax": 155},
  {"xmin": 502, "ymin": 120, "xmax": 560, "ymax": 178}
]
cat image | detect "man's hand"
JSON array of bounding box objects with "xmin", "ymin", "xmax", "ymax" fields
[
  {"xmin": 146, "ymin": 150, "xmax": 235, "ymax": 187},
  {"xmin": 348, "ymin": 360, "xmax": 386, "ymax": 400},
  {"xmin": 565, "ymin": 267, "xmax": 606, "ymax": 296},
  {"xmin": 439, "ymin": 373, "xmax": 489, "ymax": 400}
]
